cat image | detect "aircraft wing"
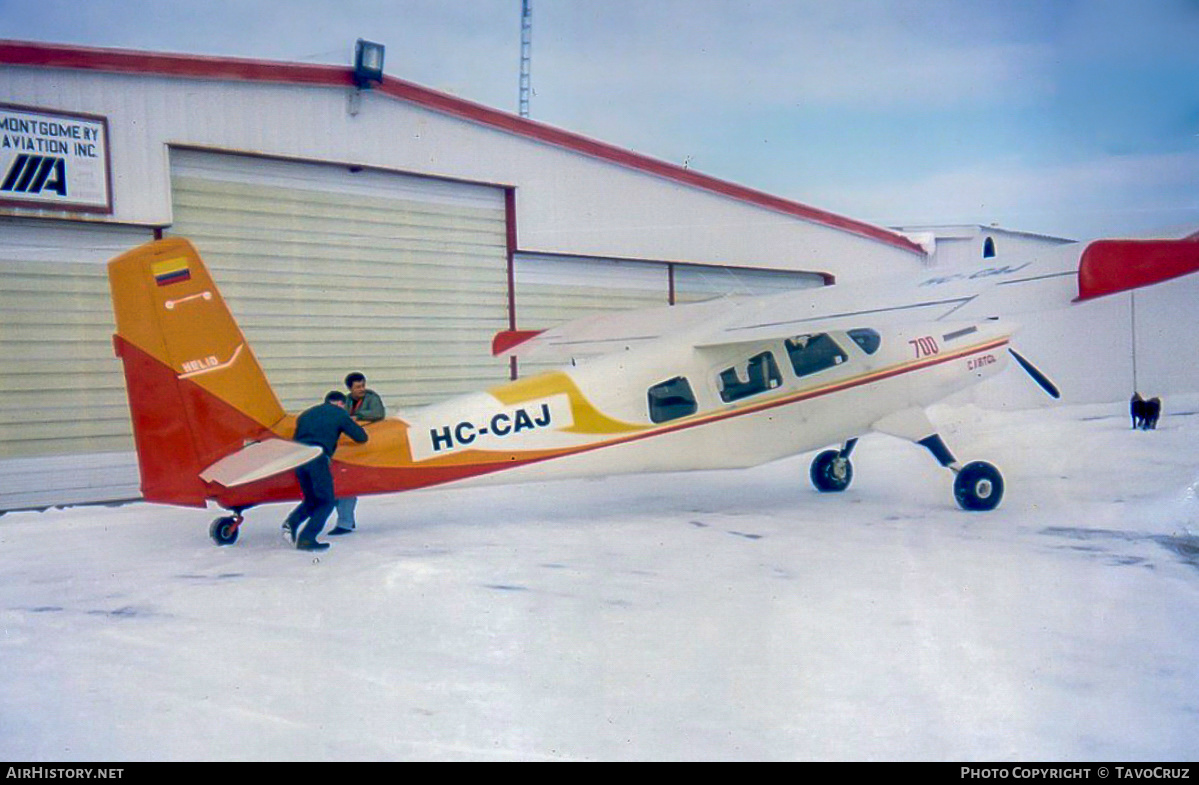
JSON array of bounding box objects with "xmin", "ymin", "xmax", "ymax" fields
[
  {"xmin": 496, "ymin": 238, "xmax": 1199, "ymax": 359},
  {"xmin": 493, "ymin": 295, "xmax": 748, "ymax": 359}
]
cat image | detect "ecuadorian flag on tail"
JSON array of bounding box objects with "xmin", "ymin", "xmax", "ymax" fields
[{"xmin": 152, "ymin": 257, "xmax": 191, "ymax": 287}]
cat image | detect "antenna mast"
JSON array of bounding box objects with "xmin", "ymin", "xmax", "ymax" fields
[{"xmin": 519, "ymin": 0, "xmax": 532, "ymax": 117}]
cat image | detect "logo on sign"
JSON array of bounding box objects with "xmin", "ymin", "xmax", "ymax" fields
[{"xmin": 1, "ymin": 154, "xmax": 66, "ymax": 196}]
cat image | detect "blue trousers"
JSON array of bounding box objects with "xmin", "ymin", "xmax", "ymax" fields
[
  {"xmin": 335, "ymin": 497, "xmax": 358, "ymax": 529},
  {"xmin": 284, "ymin": 454, "xmax": 335, "ymax": 545}
]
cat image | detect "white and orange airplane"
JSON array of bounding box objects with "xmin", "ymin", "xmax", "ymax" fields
[{"xmin": 107, "ymin": 235, "xmax": 1199, "ymax": 545}]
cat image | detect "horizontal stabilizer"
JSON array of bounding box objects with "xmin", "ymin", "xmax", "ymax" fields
[
  {"xmin": 199, "ymin": 440, "xmax": 321, "ymax": 488},
  {"xmin": 1076, "ymin": 239, "xmax": 1199, "ymax": 302},
  {"xmin": 492, "ymin": 329, "xmax": 545, "ymax": 356}
]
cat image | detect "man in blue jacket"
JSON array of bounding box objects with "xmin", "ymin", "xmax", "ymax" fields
[{"xmin": 282, "ymin": 390, "xmax": 369, "ymax": 551}]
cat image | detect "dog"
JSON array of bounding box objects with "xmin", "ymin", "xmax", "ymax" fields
[
  {"xmin": 1143, "ymin": 397, "xmax": 1162, "ymax": 430},
  {"xmin": 1131, "ymin": 393, "xmax": 1162, "ymax": 430}
]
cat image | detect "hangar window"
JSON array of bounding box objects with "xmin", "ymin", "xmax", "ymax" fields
[
  {"xmin": 648, "ymin": 376, "xmax": 698, "ymax": 423},
  {"xmin": 717, "ymin": 351, "xmax": 782, "ymax": 403},
  {"xmin": 847, "ymin": 328, "xmax": 881, "ymax": 355},
  {"xmin": 983, "ymin": 237, "xmax": 996, "ymax": 258},
  {"xmin": 786, "ymin": 334, "xmax": 848, "ymax": 377}
]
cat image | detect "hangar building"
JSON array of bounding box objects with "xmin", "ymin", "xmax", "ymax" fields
[{"xmin": 0, "ymin": 40, "xmax": 929, "ymax": 510}]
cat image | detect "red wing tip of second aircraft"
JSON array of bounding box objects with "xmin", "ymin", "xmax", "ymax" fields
[{"xmin": 1075, "ymin": 239, "xmax": 1199, "ymax": 302}]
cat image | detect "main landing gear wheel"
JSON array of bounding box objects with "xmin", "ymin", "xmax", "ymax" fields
[
  {"xmin": 209, "ymin": 514, "xmax": 243, "ymax": 546},
  {"xmin": 810, "ymin": 449, "xmax": 853, "ymax": 493},
  {"xmin": 953, "ymin": 461, "xmax": 1004, "ymax": 511}
]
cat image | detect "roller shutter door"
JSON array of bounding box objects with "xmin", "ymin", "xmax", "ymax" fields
[
  {"xmin": 0, "ymin": 218, "xmax": 154, "ymax": 510},
  {"xmin": 166, "ymin": 150, "xmax": 510, "ymax": 411},
  {"xmin": 673, "ymin": 265, "xmax": 824, "ymax": 303},
  {"xmin": 514, "ymin": 253, "xmax": 668, "ymax": 326},
  {"xmin": 513, "ymin": 253, "xmax": 668, "ymax": 375}
]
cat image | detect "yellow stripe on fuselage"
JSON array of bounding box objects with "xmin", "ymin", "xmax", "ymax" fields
[{"xmin": 489, "ymin": 371, "xmax": 649, "ymax": 435}]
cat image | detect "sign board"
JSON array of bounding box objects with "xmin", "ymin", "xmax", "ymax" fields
[{"xmin": 0, "ymin": 103, "xmax": 112, "ymax": 213}]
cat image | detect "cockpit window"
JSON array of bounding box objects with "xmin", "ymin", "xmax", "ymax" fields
[
  {"xmin": 648, "ymin": 376, "xmax": 698, "ymax": 423},
  {"xmin": 717, "ymin": 351, "xmax": 782, "ymax": 403},
  {"xmin": 847, "ymin": 328, "xmax": 881, "ymax": 355},
  {"xmin": 785, "ymin": 333, "xmax": 848, "ymax": 377}
]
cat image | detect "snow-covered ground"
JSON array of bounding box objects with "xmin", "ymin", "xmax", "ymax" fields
[{"xmin": 2, "ymin": 398, "xmax": 1198, "ymax": 761}]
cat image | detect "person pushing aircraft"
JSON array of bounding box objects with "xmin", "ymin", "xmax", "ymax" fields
[{"xmin": 282, "ymin": 390, "xmax": 368, "ymax": 552}]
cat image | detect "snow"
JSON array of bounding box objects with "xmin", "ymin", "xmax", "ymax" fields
[{"xmin": 2, "ymin": 397, "xmax": 1199, "ymax": 761}]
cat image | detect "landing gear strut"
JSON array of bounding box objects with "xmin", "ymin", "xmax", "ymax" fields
[
  {"xmin": 919, "ymin": 434, "xmax": 1004, "ymax": 512},
  {"xmin": 209, "ymin": 512, "xmax": 245, "ymax": 546},
  {"xmin": 813, "ymin": 407, "xmax": 1006, "ymax": 511}
]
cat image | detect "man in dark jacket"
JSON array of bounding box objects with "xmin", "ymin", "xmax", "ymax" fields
[{"xmin": 282, "ymin": 391, "xmax": 369, "ymax": 551}]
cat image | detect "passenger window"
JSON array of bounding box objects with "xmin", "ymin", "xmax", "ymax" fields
[
  {"xmin": 717, "ymin": 351, "xmax": 782, "ymax": 403},
  {"xmin": 648, "ymin": 376, "xmax": 698, "ymax": 423},
  {"xmin": 785, "ymin": 334, "xmax": 848, "ymax": 377},
  {"xmin": 847, "ymin": 328, "xmax": 881, "ymax": 355}
]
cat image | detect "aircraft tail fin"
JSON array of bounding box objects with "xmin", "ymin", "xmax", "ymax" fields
[{"xmin": 108, "ymin": 238, "xmax": 286, "ymax": 506}]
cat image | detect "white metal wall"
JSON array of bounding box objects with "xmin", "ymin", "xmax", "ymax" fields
[{"xmin": 0, "ymin": 65, "xmax": 927, "ymax": 282}]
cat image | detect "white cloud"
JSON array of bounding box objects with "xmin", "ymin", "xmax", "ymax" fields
[{"xmin": 815, "ymin": 149, "xmax": 1199, "ymax": 239}]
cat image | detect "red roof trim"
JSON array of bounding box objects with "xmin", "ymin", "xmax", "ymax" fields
[{"xmin": 0, "ymin": 39, "xmax": 925, "ymax": 256}]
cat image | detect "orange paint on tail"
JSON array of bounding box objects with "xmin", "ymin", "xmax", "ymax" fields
[{"xmin": 108, "ymin": 238, "xmax": 287, "ymax": 506}]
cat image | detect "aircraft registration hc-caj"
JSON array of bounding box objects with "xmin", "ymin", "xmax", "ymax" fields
[{"xmin": 105, "ymin": 235, "xmax": 1199, "ymax": 546}]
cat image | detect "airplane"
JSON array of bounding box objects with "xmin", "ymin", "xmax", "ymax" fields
[{"xmin": 105, "ymin": 235, "xmax": 1199, "ymax": 546}]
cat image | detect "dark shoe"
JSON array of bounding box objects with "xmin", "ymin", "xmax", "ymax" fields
[
  {"xmin": 327, "ymin": 526, "xmax": 354, "ymax": 536},
  {"xmin": 282, "ymin": 522, "xmax": 297, "ymax": 544},
  {"xmin": 296, "ymin": 540, "xmax": 330, "ymax": 552}
]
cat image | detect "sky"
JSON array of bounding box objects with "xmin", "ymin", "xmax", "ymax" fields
[{"xmin": 3, "ymin": 1, "xmax": 1199, "ymax": 239}]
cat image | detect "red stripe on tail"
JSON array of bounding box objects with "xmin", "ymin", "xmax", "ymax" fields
[{"xmin": 113, "ymin": 335, "xmax": 277, "ymax": 507}]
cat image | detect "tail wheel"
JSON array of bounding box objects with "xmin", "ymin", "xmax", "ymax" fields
[
  {"xmin": 953, "ymin": 462, "xmax": 1004, "ymax": 511},
  {"xmin": 209, "ymin": 515, "xmax": 243, "ymax": 546},
  {"xmin": 810, "ymin": 449, "xmax": 853, "ymax": 493}
]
